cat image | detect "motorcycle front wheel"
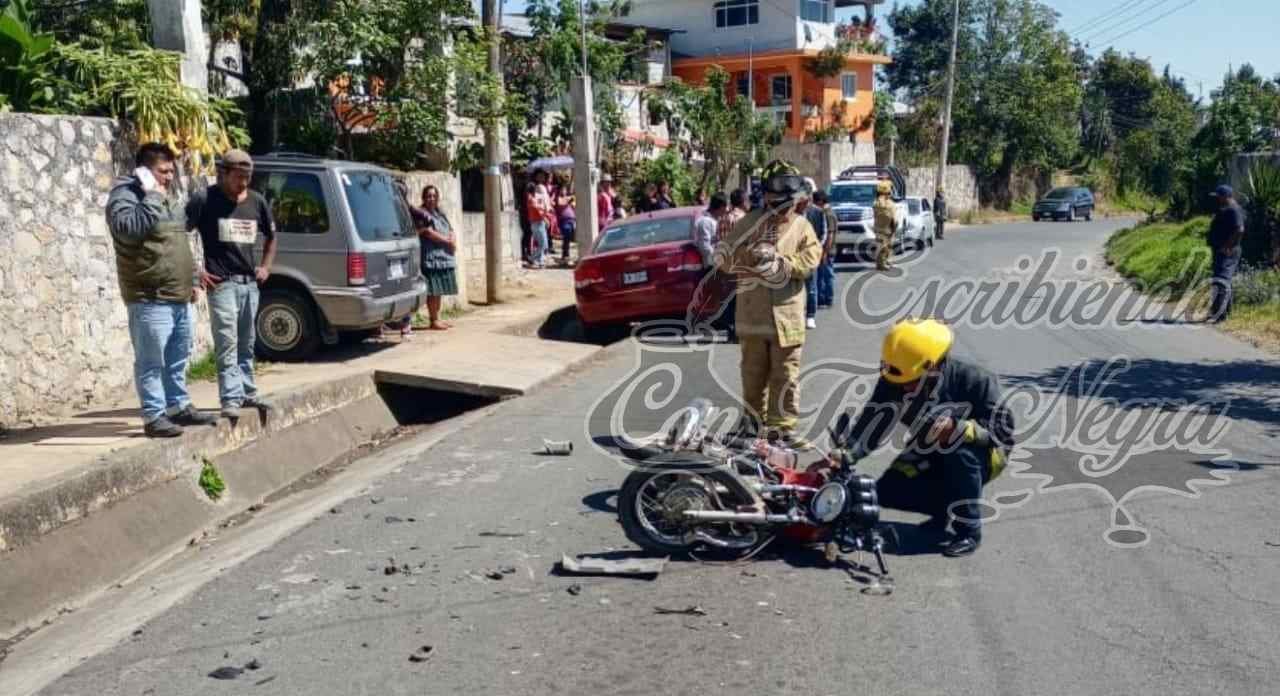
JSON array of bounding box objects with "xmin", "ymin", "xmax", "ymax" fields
[{"xmin": 618, "ymin": 455, "xmax": 762, "ymax": 557}]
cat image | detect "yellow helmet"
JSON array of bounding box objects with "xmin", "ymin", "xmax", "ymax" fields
[
  {"xmin": 876, "ymin": 179, "xmax": 893, "ymax": 196},
  {"xmin": 881, "ymin": 318, "xmax": 953, "ymax": 384}
]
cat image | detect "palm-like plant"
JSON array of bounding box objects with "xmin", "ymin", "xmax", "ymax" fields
[{"xmin": 1241, "ymin": 159, "xmax": 1280, "ymax": 268}]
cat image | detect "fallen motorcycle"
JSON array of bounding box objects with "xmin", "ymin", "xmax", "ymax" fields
[{"xmin": 615, "ymin": 400, "xmax": 891, "ymax": 577}]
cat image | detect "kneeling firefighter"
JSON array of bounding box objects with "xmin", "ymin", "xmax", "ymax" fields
[
  {"xmin": 829, "ymin": 318, "xmax": 1016, "ymax": 557},
  {"xmin": 714, "ymin": 160, "xmax": 822, "ymax": 445}
]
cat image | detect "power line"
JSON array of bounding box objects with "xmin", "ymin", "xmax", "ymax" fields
[
  {"xmin": 1090, "ymin": 0, "xmax": 1198, "ymax": 48},
  {"xmin": 1065, "ymin": 0, "xmax": 1153, "ymax": 36},
  {"xmin": 1075, "ymin": 0, "xmax": 1174, "ymax": 43}
]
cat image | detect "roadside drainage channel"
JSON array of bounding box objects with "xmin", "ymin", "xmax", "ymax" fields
[{"xmin": 0, "ymin": 374, "xmax": 502, "ymax": 653}]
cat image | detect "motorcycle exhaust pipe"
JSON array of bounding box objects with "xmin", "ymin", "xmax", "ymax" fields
[{"xmin": 683, "ymin": 510, "xmax": 808, "ymax": 524}]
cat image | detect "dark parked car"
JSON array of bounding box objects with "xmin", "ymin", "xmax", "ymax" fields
[{"xmin": 1032, "ymin": 187, "xmax": 1094, "ymax": 222}]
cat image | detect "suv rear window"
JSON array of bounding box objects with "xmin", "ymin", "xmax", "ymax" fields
[
  {"xmin": 251, "ymin": 172, "xmax": 329, "ymax": 234},
  {"xmin": 595, "ymin": 218, "xmax": 692, "ymax": 254},
  {"xmin": 342, "ymin": 170, "xmax": 412, "ymax": 241},
  {"xmin": 830, "ymin": 184, "xmax": 876, "ymax": 205}
]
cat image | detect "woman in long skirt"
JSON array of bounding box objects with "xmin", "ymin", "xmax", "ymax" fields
[{"xmin": 417, "ymin": 185, "xmax": 459, "ymax": 330}]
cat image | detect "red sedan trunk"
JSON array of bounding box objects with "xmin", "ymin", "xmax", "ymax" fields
[{"xmin": 574, "ymin": 208, "xmax": 707, "ymax": 327}]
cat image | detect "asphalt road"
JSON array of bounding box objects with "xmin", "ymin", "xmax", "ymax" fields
[{"xmin": 18, "ymin": 218, "xmax": 1280, "ymax": 696}]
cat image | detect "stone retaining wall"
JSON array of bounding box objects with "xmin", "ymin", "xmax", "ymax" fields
[
  {"xmin": 902, "ymin": 165, "xmax": 979, "ymax": 215},
  {"xmin": 0, "ymin": 113, "xmax": 219, "ymax": 429},
  {"xmin": 0, "ymin": 113, "xmax": 520, "ymax": 429}
]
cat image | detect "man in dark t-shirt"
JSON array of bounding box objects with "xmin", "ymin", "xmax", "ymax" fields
[
  {"xmin": 187, "ymin": 149, "xmax": 278, "ymax": 420},
  {"xmin": 1206, "ymin": 184, "xmax": 1246, "ymax": 322}
]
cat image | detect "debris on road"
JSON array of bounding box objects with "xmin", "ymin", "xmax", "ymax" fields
[
  {"xmin": 542, "ymin": 439, "xmax": 574, "ymax": 455},
  {"xmin": 385, "ymin": 516, "xmax": 404, "ymax": 524},
  {"xmin": 256, "ymin": 611, "xmax": 273, "ymax": 621},
  {"xmin": 384, "ymin": 558, "xmax": 411, "ymax": 576},
  {"xmin": 208, "ymin": 666, "xmax": 244, "ymax": 680},
  {"xmin": 329, "ymin": 506, "xmax": 343, "ymax": 515},
  {"xmin": 255, "ymin": 676, "xmax": 277, "ymax": 686},
  {"xmin": 245, "ymin": 658, "xmax": 263, "ymax": 671},
  {"xmin": 558, "ymin": 554, "xmax": 668, "ymax": 577},
  {"xmin": 484, "ymin": 566, "xmax": 517, "ymax": 581},
  {"xmin": 654, "ymin": 606, "xmax": 707, "ymax": 616},
  {"xmin": 370, "ymin": 496, "xmax": 385, "ymax": 505},
  {"xmin": 566, "ymin": 584, "xmax": 583, "ymax": 596},
  {"xmin": 478, "ymin": 531, "xmax": 525, "ymax": 538},
  {"xmin": 408, "ymin": 645, "xmax": 435, "ymax": 663}
]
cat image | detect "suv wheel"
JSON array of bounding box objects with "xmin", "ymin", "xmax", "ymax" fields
[{"xmin": 256, "ymin": 289, "xmax": 322, "ymax": 361}]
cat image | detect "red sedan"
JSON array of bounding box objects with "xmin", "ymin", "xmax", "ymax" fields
[{"xmin": 574, "ymin": 207, "xmax": 709, "ymax": 328}]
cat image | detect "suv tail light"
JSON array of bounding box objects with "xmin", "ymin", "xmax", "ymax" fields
[
  {"xmin": 668, "ymin": 245, "xmax": 704, "ymax": 273},
  {"xmin": 574, "ymin": 260, "xmax": 605, "ymax": 290},
  {"xmin": 347, "ymin": 253, "xmax": 367, "ymax": 286}
]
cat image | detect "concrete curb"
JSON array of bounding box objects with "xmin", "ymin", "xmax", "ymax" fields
[{"xmin": 0, "ymin": 323, "xmax": 607, "ymax": 640}]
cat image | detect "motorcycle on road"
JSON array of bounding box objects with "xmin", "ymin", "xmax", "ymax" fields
[{"xmin": 614, "ymin": 400, "xmax": 893, "ymax": 577}]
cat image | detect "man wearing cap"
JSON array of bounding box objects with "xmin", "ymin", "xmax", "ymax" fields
[
  {"xmin": 1207, "ymin": 185, "xmax": 1246, "ymax": 323},
  {"xmin": 187, "ymin": 149, "xmax": 278, "ymax": 421}
]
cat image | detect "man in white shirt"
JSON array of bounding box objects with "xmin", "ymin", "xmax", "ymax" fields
[{"xmin": 695, "ymin": 192, "xmax": 728, "ymax": 266}]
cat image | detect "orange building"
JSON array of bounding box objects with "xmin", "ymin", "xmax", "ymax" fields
[
  {"xmin": 624, "ymin": 0, "xmax": 891, "ymax": 144},
  {"xmin": 672, "ymin": 47, "xmax": 890, "ymax": 142}
]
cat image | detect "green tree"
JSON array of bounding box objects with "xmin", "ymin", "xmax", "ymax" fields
[
  {"xmin": 887, "ymin": 0, "xmax": 1082, "ymax": 207},
  {"xmin": 648, "ymin": 66, "xmax": 781, "ymax": 193},
  {"xmin": 519, "ymin": 0, "xmax": 646, "ymax": 158},
  {"xmin": 1080, "ymin": 52, "xmax": 1197, "ymax": 200},
  {"xmin": 293, "ymin": 0, "xmax": 512, "ymax": 168}
]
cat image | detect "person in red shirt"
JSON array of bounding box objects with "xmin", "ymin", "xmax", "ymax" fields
[
  {"xmin": 525, "ymin": 169, "xmax": 553, "ymax": 268},
  {"xmin": 597, "ymin": 174, "xmax": 616, "ymax": 233}
]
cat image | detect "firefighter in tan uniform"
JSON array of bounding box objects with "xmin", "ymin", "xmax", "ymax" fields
[
  {"xmin": 873, "ymin": 179, "xmax": 897, "ymax": 271},
  {"xmin": 714, "ymin": 160, "xmax": 822, "ymax": 446}
]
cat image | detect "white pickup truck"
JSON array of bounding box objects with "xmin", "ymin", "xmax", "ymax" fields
[{"xmin": 827, "ymin": 168, "xmax": 908, "ymax": 262}]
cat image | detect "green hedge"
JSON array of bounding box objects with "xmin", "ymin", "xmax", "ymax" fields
[
  {"xmin": 1107, "ymin": 217, "xmax": 1280, "ymax": 310},
  {"xmin": 1105, "ymin": 218, "xmax": 1212, "ymax": 298}
]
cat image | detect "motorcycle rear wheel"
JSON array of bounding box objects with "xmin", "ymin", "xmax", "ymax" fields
[{"xmin": 618, "ymin": 455, "xmax": 760, "ymax": 557}]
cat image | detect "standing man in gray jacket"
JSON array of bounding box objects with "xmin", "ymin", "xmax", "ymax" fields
[{"xmin": 106, "ymin": 143, "xmax": 216, "ymax": 437}]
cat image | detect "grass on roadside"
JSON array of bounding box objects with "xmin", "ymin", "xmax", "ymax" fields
[
  {"xmin": 1107, "ymin": 217, "xmax": 1280, "ymax": 344},
  {"xmin": 187, "ymin": 349, "xmax": 276, "ymax": 381},
  {"xmin": 1105, "ymin": 217, "xmax": 1212, "ymax": 298},
  {"xmin": 410, "ymin": 303, "xmax": 470, "ymax": 329},
  {"xmin": 199, "ymin": 457, "xmax": 226, "ymax": 501},
  {"xmin": 187, "ymin": 350, "xmax": 217, "ymax": 382}
]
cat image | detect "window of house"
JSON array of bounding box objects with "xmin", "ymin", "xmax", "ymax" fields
[
  {"xmin": 841, "ymin": 72, "xmax": 857, "ymax": 99},
  {"xmin": 736, "ymin": 73, "xmax": 751, "ymax": 99},
  {"xmin": 250, "ymin": 172, "xmax": 330, "ymax": 235},
  {"xmin": 714, "ymin": 0, "xmax": 759, "ymax": 28},
  {"xmin": 771, "ymin": 75, "xmax": 792, "ymax": 104},
  {"xmin": 800, "ymin": 0, "xmax": 832, "ymax": 23}
]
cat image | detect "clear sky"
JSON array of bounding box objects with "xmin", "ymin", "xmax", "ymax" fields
[
  {"xmin": 883, "ymin": 0, "xmax": 1279, "ymax": 97},
  {"xmin": 500, "ymin": 0, "xmax": 1278, "ymax": 96}
]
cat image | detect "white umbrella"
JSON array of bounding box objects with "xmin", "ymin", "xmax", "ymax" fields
[{"xmin": 526, "ymin": 155, "xmax": 574, "ymax": 171}]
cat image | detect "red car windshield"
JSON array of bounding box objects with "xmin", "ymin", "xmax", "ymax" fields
[{"xmin": 594, "ymin": 218, "xmax": 692, "ymax": 254}]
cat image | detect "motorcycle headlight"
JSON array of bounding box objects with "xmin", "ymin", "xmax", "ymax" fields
[{"xmin": 811, "ymin": 482, "xmax": 848, "ymax": 523}]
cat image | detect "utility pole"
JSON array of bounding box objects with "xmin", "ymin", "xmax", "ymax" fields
[
  {"xmin": 935, "ymin": 0, "xmax": 960, "ymax": 195},
  {"xmin": 572, "ymin": 0, "xmax": 599, "ymax": 254},
  {"xmin": 482, "ymin": 0, "xmax": 504, "ymax": 303},
  {"xmin": 889, "ymin": 133, "xmax": 896, "ymax": 167}
]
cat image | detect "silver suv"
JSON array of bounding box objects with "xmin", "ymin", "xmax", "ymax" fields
[{"xmin": 247, "ymin": 154, "xmax": 426, "ymax": 360}]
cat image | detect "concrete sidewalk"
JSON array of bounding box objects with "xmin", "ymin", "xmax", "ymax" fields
[{"xmin": 0, "ymin": 268, "xmax": 597, "ymax": 637}]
